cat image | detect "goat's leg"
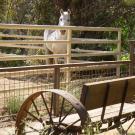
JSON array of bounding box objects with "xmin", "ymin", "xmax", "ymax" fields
[
  {"xmin": 45, "ymin": 47, "xmax": 54, "ymax": 65},
  {"xmin": 45, "ymin": 45, "xmax": 50, "ymax": 65}
]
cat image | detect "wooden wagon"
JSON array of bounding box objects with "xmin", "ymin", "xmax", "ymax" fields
[{"xmin": 15, "ymin": 76, "xmax": 135, "ymax": 135}]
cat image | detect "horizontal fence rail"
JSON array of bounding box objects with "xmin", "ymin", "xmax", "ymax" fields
[
  {"xmin": 0, "ymin": 39, "xmax": 120, "ymax": 45},
  {"xmin": 0, "ymin": 23, "xmax": 121, "ymax": 31},
  {"xmin": 0, "ymin": 60, "xmax": 130, "ymax": 72}
]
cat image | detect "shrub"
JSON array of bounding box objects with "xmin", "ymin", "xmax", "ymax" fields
[{"xmin": 7, "ymin": 97, "xmax": 22, "ymax": 114}]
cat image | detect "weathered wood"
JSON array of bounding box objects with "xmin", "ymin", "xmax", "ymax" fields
[
  {"xmin": 129, "ymin": 42, "xmax": 135, "ymax": 75},
  {"xmin": 0, "ymin": 60, "xmax": 130, "ymax": 72},
  {"xmin": 116, "ymin": 30, "xmax": 121, "ymax": 76},
  {"xmin": 0, "ymin": 63, "xmax": 124, "ymax": 78},
  {"xmin": 0, "ymin": 54, "xmax": 67, "ymax": 61},
  {"xmin": 53, "ymin": 67, "xmax": 61, "ymax": 115},
  {"xmin": 78, "ymin": 75, "xmax": 135, "ymax": 134},
  {"xmin": 72, "ymin": 49, "xmax": 115, "ymax": 53},
  {"xmin": 0, "ymin": 23, "xmax": 120, "ymax": 31},
  {"xmin": 72, "ymin": 38, "xmax": 120, "ymax": 44},
  {"xmin": 0, "ymin": 33, "xmax": 43, "ymax": 39},
  {"xmin": 72, "ymin": 51, "xmax": 118, "ymax": 57},
  {"xmin": 0, "ymin": 40, "xmax": 69, "ymax": 44},
  {"xmin": 0, "ymin": 39, "xmax": 119, "ymax": 45},
  {"xmin": 81, "ymin": 79, "xmax": 126, "ymax": 110},
  {"xmin": 81, "ymin": 76, "xmax": 135, "ymax": 110},
  {"xmin": 0, "ymin": 44, "xmax": 45, "ymax": 50}
]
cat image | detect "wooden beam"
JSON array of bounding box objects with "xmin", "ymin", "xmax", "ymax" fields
[
  {"xmin": 72, "ymin": 38, "xmax": 120, "ymax": 44},
  {"xmin": 0, "ymin": 33, "xmax": 43, "ymax": 39},
  {"xmin": 0, "ymin": 44, "xmax": 45, "ymax": 49},
  {"xmin": 72, "ymin": 52, "xmax": 119, "ymax": 57},
  {"xmin": 72, "ymin": 49, "xmax": 116, "ymax": 53},
  {"xmin": 0, "ymin": 40, "xmax": 69, "ymax": 44},
  {"xmin": 0, "ymin": 23, "xmax": 120, "ymax": 31},
  {"xmin": 0, "ymin": 39, "xmax": 119, "ymax": 45},
  {"xmin": 0, "ymin": 63, "xmax": 125, "ymax": 77},
  {"xmin": 0, "ymin": 54, "xmax": 67, "ymax": 61}
]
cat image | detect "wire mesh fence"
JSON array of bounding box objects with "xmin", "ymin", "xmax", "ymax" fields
[{"xmin": 0, "ymin": 61, "xmax": 130, "ymax": 127}]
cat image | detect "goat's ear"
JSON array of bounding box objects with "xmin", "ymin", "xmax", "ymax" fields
[
  {"xmin": 60, "ymin": 9, "xmax": 64, "ymax": 15},
  {"xmin": 68, "ymin": 9, "xmax": 71, "ymax": 14}
]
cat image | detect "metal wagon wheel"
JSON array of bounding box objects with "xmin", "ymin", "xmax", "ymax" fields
[{"xmin": 15, "ymin": 89, "xmax": 88, "ymax": 135}]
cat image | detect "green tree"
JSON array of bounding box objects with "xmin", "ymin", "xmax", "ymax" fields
[{"xmin": 0, "ymin": 0, "xmax": 6, "ymax": 22}]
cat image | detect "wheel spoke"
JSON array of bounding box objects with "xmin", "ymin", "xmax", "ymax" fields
[
  {"xmin": 21, "ymin": 119, "xmax": 40, "ymax": 133},
  {"xmin": 58, "ymin": 119, "xmax": 80, "ymax": 135},
  {"xmin": 65, "ymin": 119, "xmax": 80, "ymax": 129},
  {"xmin": 57, "ymin": 107, "xmax": 74, "ymax": 128},
  {"xmin": 40, "ymin": 126, "xmax": 53, "ymax": 135},
  {"xmin": 25, "ymin": 123, "xmax": 40, "ymax": 133},
  {"xmin": 31, "ymin": 99, "xmax": 45, "ymax": 127},
  {"xmin": 49, "ymin": 130, "xmax": 55, "ymax": 135},
  {"xmin": 31, "ymin": 99, "xmax": 40, "ymax": 115},
  {"xmin": 41, "ymin": 93, "xmax": 54, "ymax": 125},
  {"xmin": 50, "ymin": 93, "xmax": 54, "ymax": 116},
  {"xmin": 25, "ymin": 109, "xmax": 41, "ymax": 123},
  {"xmin": 59, "ymin": 98, "xmax": 65, "ymax": 123}
]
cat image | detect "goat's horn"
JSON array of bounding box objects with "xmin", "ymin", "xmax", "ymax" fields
[
  {"xmin": 68, "ymin": 9, "xmax": 71, "ymax": 14},
  {"xmin": 60, "ymin": 9, "xmax": 64, "ymax": 14}
]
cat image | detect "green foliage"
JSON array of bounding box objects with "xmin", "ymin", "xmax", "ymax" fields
[
  {"xmin": 124, "ymin": 0, "xmax": 135, "ymax": 6},
  {"xmin": 84, "ymin": 122, "xmax": 102, "ymax": 135},
  {"xmin": 4, "ymin": 0, "xmax": 57, "ymax": 24},
  {"xmin": 121, "ymin": 53, "xmax": 129, "ymax": 60},
  {"xmin": 0, "ymin": 0, "xmax": 6, "ymax": 22},
  {"xmin": 7, "ymin": 97, "xmax": 22, "ymax": 114}
]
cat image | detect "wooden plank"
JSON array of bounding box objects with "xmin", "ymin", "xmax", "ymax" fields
[
  {"xmin": 0, "ymin": 39, "xmax": 119, "ymax": 45},
  {"xmin": 72, "ymin": 38, "xmax": 120, "ymax": 44},
  {"xmin": 84, "ymin": 76, "xmax": 135, "ymax": 86},
  {"xmin": 0, "ymin": 33, "xmax": 43, "ymax": 39},
  {"xmin": 129, "ymin": 43, "xmax": 135, "ymax": 75},
  {"xmin": 72, "ymin": 52, "xmax": 118, "ymax": 57},
  {"xmin": 0, "ymin": 44, "xmax": 45, "ymax": 49},
  {"xmin": 0, "ymin": 40, "xmax": 69, "ymax": 45},
  {"xmin": 88, "ymin": 103, "xmax": 135, "ymax": 122},
  {"xmin": 0, "ymin": 23, "xmax": 121, "ymax": 31},
  {"xmin": 116, "ymin": 30, "xmax": 122, "ymax": 76},
  {"xmin": 0, "ymin": 54, "xmax": 67, "ymax": 61},
  {"xmin": 72, "ymin": 49, "xmax": 113, "ymax": 53},
  {"xmin": 81, "ymin": 76, "xmax": 135, "ymax": 110},
  {"xmin": 66, "ymin": 29, "xmax": 72, "ymax": 84}
]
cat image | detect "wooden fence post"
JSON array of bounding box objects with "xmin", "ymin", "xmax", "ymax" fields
[
  {"xmin": 129, "ymin": 41, "xmax": 135, "ymax": 76},
  {"xmin": 53, "ymin": 66, "xmax": 60, "ymax": 116},
  {"xmin": 116, "ymin": 29, "xmax": 121, "ymax": 77},
  {"xmin": 66, "ymin": 29, "xmax": 72, "ymax": 90}
]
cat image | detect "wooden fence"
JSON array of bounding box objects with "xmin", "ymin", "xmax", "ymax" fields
[
  {"xmin": 0, "ymin": 23, "xmax": 121, "ymax": 63},
  {"xmin": 0, "ymin": 60, "xmax": 130, "ymax": 121},
  {"xmin": 129, "ymin": 40, "xmax": 135, "ymax": 75}
]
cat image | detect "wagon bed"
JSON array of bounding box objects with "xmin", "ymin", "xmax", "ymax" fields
[{"xmin": 15, "ymin": 76, "xmax": 135, "ymax": 134}]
